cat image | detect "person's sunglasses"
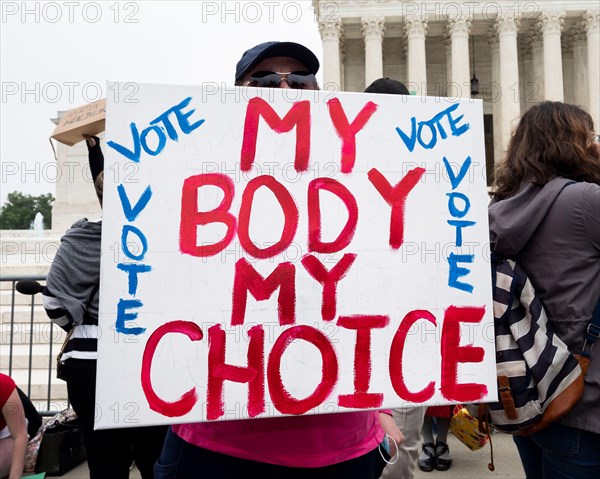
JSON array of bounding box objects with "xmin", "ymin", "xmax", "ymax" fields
[{"xmin": 246, "ymin": 71, "xmax": 318, "ymax": 90}]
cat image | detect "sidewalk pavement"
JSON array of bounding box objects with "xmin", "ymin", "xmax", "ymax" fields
[
  {"xmin": 413, "ymin": 433, "xmax": 525, "ymax": 479},
  {"xmin": 57, "ymin": 430, "xmax": 524, "ymax": 479}
]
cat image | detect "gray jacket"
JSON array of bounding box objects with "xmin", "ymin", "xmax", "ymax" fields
[{"xmin": 489, "ymin": 177, "xmax": 600, "ymax": 434}]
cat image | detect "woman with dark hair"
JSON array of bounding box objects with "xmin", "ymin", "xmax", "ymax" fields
[{"xmin": 489, "ymin": 101, "xmax": 600, "ymax": 478}]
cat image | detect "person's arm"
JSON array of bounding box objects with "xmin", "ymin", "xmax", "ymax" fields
[
  {"xmin": 2, "ymin": 389, "xmax": 28, "ymax": 479},
  {"xmin": 378, "ymin": 411, "xmax": 404, "ymax": 457},
  {"xmin": 83, "ymin": 135, "xmax": 104, "ymax": 182},
  {"xmin": 42, "ymin": 285, "xmax": 74, "ymax": 332}
]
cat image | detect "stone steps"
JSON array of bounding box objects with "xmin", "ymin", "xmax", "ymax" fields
[
  {"xmin": 0, "ymin": 288, "xmax": 47, "ymax": 306},
  {"xmin": 0, "ymin": 263, "xmax": 51, "ymax": 278},
  {"xmin": 0, "ymin": 305, "xmax": 54, "ymax": 324},
  {"xmin": 1, "ymin": 324, "xmax": 66, "ymax": 346},
  {"xmin": 1, "ymin": 367, "xmax": 69, "ymax": 404},
  {"xmin": 0, "ymin": 343, "xmax": 62, "ymax": 369}
]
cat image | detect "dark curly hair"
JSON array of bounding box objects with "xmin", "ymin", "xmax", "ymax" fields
[{"xmin": 493, "ymin": 101, "xmax": 600, "ymax": 200}]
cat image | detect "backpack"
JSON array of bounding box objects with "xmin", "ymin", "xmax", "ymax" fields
[{"xmin": 480, "ymin": 254, "xmax": 599, "ymax": 436}]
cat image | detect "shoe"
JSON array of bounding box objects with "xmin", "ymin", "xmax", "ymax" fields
[
  {"xmin": 418, "ymin": 442, "xmax": 436, "ymax": 472},
  {"xmin": 435, "ymin": 441, "xmax": 452, "ymax": 471}
]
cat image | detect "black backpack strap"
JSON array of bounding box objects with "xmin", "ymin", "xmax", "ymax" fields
[{"xmin": 582, "ymin": 299, "xmax": 600, "ymax": 358}]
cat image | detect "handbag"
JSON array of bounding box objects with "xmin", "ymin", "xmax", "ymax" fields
[
  {"xmin": 35, "ymin": 410, "xmax": 87, "ymax": 476},
  {"xmin": 449, "ymin": 405, "xmax": 488, "ymax": 451},
  {"xmin": 481, "ymin": 253, "xmax": 599, "ymax": 435}
]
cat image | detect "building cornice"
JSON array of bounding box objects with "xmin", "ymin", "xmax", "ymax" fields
[{"xmin": 313, "ymin": 1, "xmax": 600, "ymax": 22}]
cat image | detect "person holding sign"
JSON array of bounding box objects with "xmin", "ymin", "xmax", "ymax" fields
[
  {"xmin": 489, "ymin": 102, "xmax": 600, "ymax": 478},
  {"xmin": 153, "ymin": 41, "xmax": 401, "ymax": 479},
  {"xmin": 42, "ymin": 137, "xmax": 168, "ymax": 479}
]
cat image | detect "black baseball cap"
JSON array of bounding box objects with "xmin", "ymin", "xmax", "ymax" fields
[
  {"xmin": 235, "ymin": 41, "xmax": 320, "ymax": 83},
  {"xmin": 364, "ymin": 78, "xmax": 410, "ymax": 95}
]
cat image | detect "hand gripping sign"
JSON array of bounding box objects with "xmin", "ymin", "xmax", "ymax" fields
[{"xmin": 96, "ymin": 83, "xmax": 496, "ymax": 428}]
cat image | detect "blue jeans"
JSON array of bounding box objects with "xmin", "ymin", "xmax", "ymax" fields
[
  {"xmin": 155, "ymin": 427, "xmax": 388, "ymax": 479},
  {"xmin": 513, "ymin": 422, "xmax": 600, "ymax": 479}
]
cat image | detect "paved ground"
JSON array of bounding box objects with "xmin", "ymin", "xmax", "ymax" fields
[
  {"xmin": 55, "ymin": 431, "xmax": 524, "ymax": 479},
  {"xmin": 413, "ymin": 433, "xmax": 525, "ymax": 479}
]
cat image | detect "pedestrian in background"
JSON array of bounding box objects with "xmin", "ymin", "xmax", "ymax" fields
[
  {"xmin": 42, "ymin": 138, "xmax": 167, "ymax": 479},
  {"xmin": 489, "ymin": 101, "xmax": 600, "ymax": 478}
]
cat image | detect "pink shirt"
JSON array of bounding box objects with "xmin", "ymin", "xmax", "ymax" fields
[{"xmin": 173, "ymin": 410, "xmax": 384, "ymax": 468}]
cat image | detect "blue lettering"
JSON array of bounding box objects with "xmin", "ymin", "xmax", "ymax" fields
[
  {"xmin": 173, "ymin": 97, "xmax": 205, "ymax": 134},
  {"xmin": 395, "ymin": 117, "xmax": 417, "ymax": 152},
  {"xmin": 447, "ymin": 220, "xmax": 476, "ymax": 247},
  {"xmin": 107, "ymin": 98, "xmax": 205, "ymax": 162},
  {"xmin": 140, "ymin": 125, "xmax": 166, "ymax": 156},
  {"xmin": 395, "ymin": 104, "xmax": 471, "ymax": 153},
  {"xmin": 117, "ymin": 263, "xmax": 152, "ymax": 296},
  {"xmin": 116, "ymin": 299, "xmax": 146, "ymax": 335},
  {"xmin": 417, "ymin": 121, "xmax": 437, "ymax": 150},
  {"xmin": 444, "ymin": 103, "xmax": 470, "ymax": 137},
  {"xmin": 118, "ymin": 185, "xmax": 153, "ymax": 222},
  {"xmin": 447, "ymin": 192, "xmax": 471, "ymax": 218},
  {"xmin": 121, "ymin": 224, "xmax": 148, "ymax": 261},
  {"xmin": 107, "ymin": 122, "xmax": 141, "ymax": 163},
  {"xmin": 448, "ymin": 253, "xmax": 474, "ymax": 293},
  {"xmin": 148, "ymin": 97, "xmax": 205, "ymax": 140},
  {"xmin": 443, "ymin": 156, "xmax": 472, "ymax": 190},
  {"xmin": 150, "ymin": 110, "xmax": 180, "ymax": 141}
]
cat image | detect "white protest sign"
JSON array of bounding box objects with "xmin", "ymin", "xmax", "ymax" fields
[{"xmin": 96, "ymin": 82, "xmax": 497, "ymax": 428}]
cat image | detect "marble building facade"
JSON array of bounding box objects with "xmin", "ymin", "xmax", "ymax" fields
[{"xmin": 314, "ymin": 0, "xmax": 600, "ymax": 180}]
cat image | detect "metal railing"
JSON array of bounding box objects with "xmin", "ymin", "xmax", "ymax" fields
[{"xmin": 1, "ymin": 274, "xmax": 65, "ymax": 416}]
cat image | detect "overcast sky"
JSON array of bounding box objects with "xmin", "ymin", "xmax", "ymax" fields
[{"xmin": 0, "ymin": 1, "xmax": 324, "ymax": 204}]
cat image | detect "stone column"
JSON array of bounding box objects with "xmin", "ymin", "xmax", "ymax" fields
[
  {"xmin": 572, "ymin": 22, "xmax": 589, "ymax": 109},
  {"xmin": 562, "ymin": 33, "xmax": 575, "ymax": 105},
  {"xmin": 362, "ymin": 16, "xmax": 385, "ymax": 88},
  {"xmin": 488, "ymin": 28, "xmax": 503, "ymax": 166},
  {"xmin": 446, "ymin": 15, "xmax": 472, "ymax": 98},
  {"xmin": 540, "ymin": 11, "xmax": 566, "ymax": 101},
  {"xmin": 405, "ymin": 15, "xmax": 428, "ymax": 95},
  {"xmin": 319, "ymin": 20, "xmax": 343, "ymax": 91},
  {"xmin": 529, "ymin": 29, "xmax": 545, "ymax": 102},
  {"xmin": 399, "ymin": 38, "xmax": 407, "ymax": 85},
  {"xmin": 521, "ymin": 39, "xmax": 533, "ymax": 110},
  {"xmin": 584, "ymin": 10, "xmax": 600, "ymax": 128},
  {"xmin": 444, "ymin": 34, "xmax": 452, "ymax": 96},
  {"xmin": 495, "ymin": 12, "xmax": 521, "ymax": 151},
  {"xmin": 518, "ymin": 41, "xmax": 526, "ymax": 114}
]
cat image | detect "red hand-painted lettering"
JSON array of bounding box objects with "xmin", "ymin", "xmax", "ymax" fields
[
  {"xmin": 441, "ymin": 306, "xmax": 487, "ymax": 402},
  {"xmin": 238, "ymin": 175, "xmax": 299, "ymax": 259},
  {"xmin": 368, "ymin": 167, "xmax": 426, "ymax": 249},
  {"xmin": 338, "ymin": 315, "xmax": 389, "ymax": 408},
  {"xmin": 241, "ymin": 97, "xmax": 311, "ymax": 172},
  {"xmin": 389, "ymin": 310, "xmax": 436, "ymax": 402},
  {"xmin": 179, "ymin": 173, "xmax": 236, "ymax": 257},
  {"xmin": 307, "ymin": 178, "xmax": 358, "ymax": 253},
  {"xmin": 327, "ymin": 98, "xmax": 378, "ymax": 173},
  {"xmin": 267, "ymin": 325, "xmax": 338, "ymax": 414},
  {"xmin": 301, "ymin": 253, "xmax": 356, "ymax": 322},
  {"xmin": 141, "ymin": 321, "xmax": 203, "ymax": 417},
  {"xmin": 206, "ymin": 324, "xmax": 265, "ymax": 420},
  {"xmin": 232, "ymin": 258, "xmax": 296, "ymax": 326}
]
